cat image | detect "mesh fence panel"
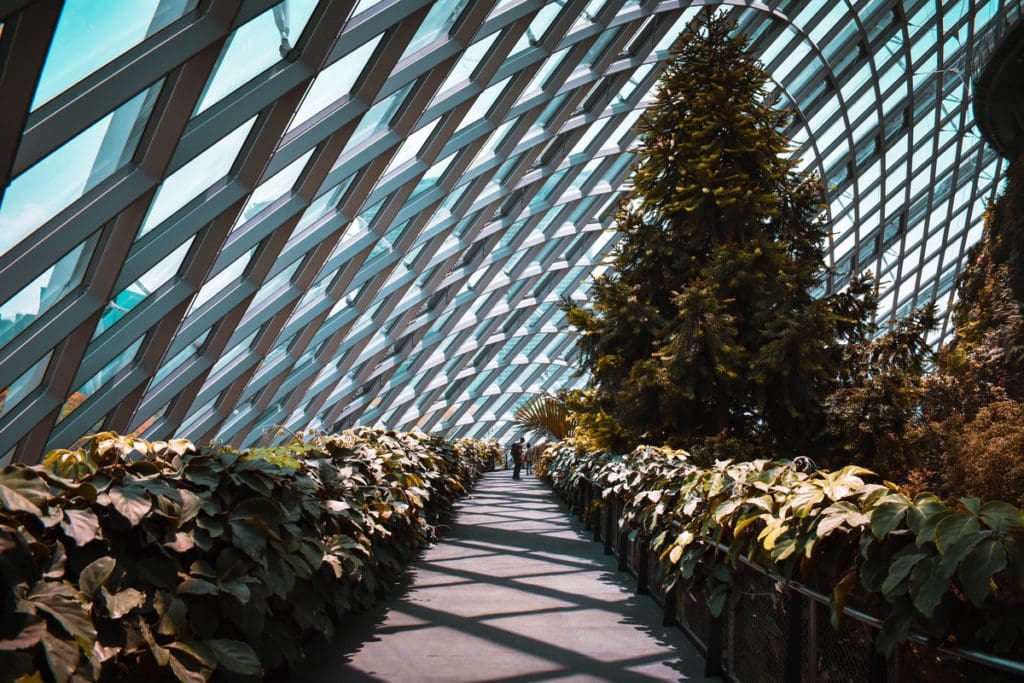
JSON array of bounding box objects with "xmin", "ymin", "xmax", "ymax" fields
[
  {"xmin": 726, "ymin": 571, "xmax": 788, "ymax": 683},
  {"xmin": 807, "ymin": 606, "xmax": 875, "ymax": 683}
]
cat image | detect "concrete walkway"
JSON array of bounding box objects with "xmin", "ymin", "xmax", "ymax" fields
[{"xmin": 295, "ymin": 470, "xmax": 710, "ymax": 682}]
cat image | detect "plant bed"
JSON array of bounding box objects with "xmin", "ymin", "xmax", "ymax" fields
[
  {"xmin": 538, "ymin": 441, "xmax": 1024, "ymax": 681},
  {"xmin": 1, "ymin": 429, "xmax": 500, "ymax": 682}
]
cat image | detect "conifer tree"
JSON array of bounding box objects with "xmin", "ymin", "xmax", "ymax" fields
[{"xmin": 566, "ymin": 14, "xmax": 872, "ymax": 455}]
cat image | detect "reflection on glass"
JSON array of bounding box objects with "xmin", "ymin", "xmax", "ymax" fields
[
  {"xmin": 94, "ymin": 237, "xmax": 194, "ymax": 338},
  {"xmin": 1, "ymin": 241, "xmax": 91, "ymax": 350},
  {"xmin": 0, "ymin": 352, "xmax": 51, "ymax": 420},
  {"xmin": 288, "ymin": 34, "xmax": 384, "ymax": 132},
  {"xmin": 59, "ymin": 335, "xmax": 145, "ymax": 422},
  {"xmin": 0, "ymin": 83, "xmax": 161, "ymax": 256},
  {"xmin": 249, "ymin": 259, "xmax": 301, "ymax": 311},
  {"xmin": 138, "ymin": 116, "xmax": 257, "ymax": 237},
  {"xmin": 33, "ymin": 0, "xmax": 194, "ymax": 109},
  {"xmin": 208, "ymin": 329, "xmax": 258, "ymax": 379},
  {"xmin": 195, "ymin": 0, "xmax": 319, "ymax": 114},
  {"xmin": 187, "ymin": 247, "xmax": 255, "ymax": 314},
  {"xmin": 292, "ymin": 175, "xmax": 353, "ymax": 237},
  {"xmin": 152, "ymin": 329, "xmax": 209, "ymax": 385},
  {"xmin": 431, "ymin": 31, "xmax": 500, "ymax": 104},
  {"xmin": 399, "ymin": 0, "xmax": 470, "ymax": 61},
  {"xmin": 233, "ymin": 149, "xmax": 314, "ymax": 230},
  {"xmin": 338, "ymin": 83, "xmax": 413, "ymax": 159},
  {"xmin": 382, "ymin": 118, "xmax": 440, "ymax": 177}
]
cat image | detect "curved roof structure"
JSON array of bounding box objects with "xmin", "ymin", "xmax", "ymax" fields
[{"xmin": 0, "ymin": 0, "xmax": 1019, "ymax": 463}]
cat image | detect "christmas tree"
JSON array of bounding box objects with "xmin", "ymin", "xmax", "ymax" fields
[{"xmin": 566, "ymin": 14, "xmax": 871, "ymax": 456}]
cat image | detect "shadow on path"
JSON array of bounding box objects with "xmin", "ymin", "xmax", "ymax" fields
[{"xmin": 293, "ymin": 471, "xmax": 711, "ymax": 682}]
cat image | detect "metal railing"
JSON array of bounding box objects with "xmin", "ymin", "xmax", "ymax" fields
[{"xmin": 560, "ymin": 481, "xmax": 1024, "ymax": 683}]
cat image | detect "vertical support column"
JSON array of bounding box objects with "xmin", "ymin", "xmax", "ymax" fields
[
  {"xmin": 603, "ymin": 498, "xmax": 615, "ymax": 555},
  {"xmin": 617, "ymin": 527, "xmax": 629, "ymax": 571},
  {"xmin": 636, "ymin": 533, "xmax": 649, "ymax": 594},
  {"xmin": 705, "ymin": 610, "xmax": 725, "ymax": 678},
  {"xmin": 663, "ymin": 583, "xmax": 678, "ymax": 627},
  {"xmin": 869, "ymin": 630, "xmax": 889, "ymax": 683},
  {"xmin": 783, "ymin": 588, "xmax": 804, "ymax": 683}
]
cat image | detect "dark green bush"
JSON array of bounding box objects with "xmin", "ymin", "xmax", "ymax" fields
[
  {"xmin": 0, "ymin": 429, "xmax": 498, "ymax": 682},
  {"xmin": 538, "ymin": 442, "xmax": 1024, "ymax": 658}
]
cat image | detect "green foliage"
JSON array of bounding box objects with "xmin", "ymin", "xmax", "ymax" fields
[
  {"xmin": 539, "ymin": 442, "xmax": 1024, "ymax": 658},
  {"xmin": 0, "ymin": 429, "xmax": 492, "ymax": 682},
  {"xmin": 564, "ymin": 14, "xmax": 872, "ymax": 455},
  {"xmin": 513, "ymin": 394, "xmax": 575, "ymax": 441}
]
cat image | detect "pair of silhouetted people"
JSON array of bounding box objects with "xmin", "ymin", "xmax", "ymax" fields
[{"xmin": 510, "ymin": 437, "xmax": 530, "ymax": 480}]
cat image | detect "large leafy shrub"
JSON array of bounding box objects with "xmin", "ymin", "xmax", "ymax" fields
[
  {"xmin": 538, "ymin": 442, "xmax": 1024, "ymax": 657},
  {"xmin": 564, "ymin": 15, "xmax": 872, "ymax": 454},
  {"xmin": 1, "ymin": 429, "xmax": 498, "ymax": 682}
]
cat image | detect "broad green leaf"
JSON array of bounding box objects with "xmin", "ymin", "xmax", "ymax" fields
[
  {"xmin": 830, "ymin": 571, "xmax": 857, "ymax": 626},
  {"xmin": 958, "ymin": 539, "xmax": 1007, "ymax": 606},
  {"xmin": 78, "ymin": 557, "xmax": 115, "ymax": 596},
  {"xmin": 881, "ymin": 545, "xmax": 926, "ymax": 598},
  {"xmin": 177, "ymin": 578, "xmax": 219, "ymax": 596},
  {"xmin": 205, "ymin": 638, "xmax": 262, "ymax": 676},
  {"xmin": 40, "ymin": 631, "xmax": 79, "ymax": 683},
  {"xmin": 60, "ymin": 508, "xmax": 100, "ymax": 546},
  {"xmin": 29, "ymin": 584, "xmax": 96, "ymax": 642},
  {"xmin": 979, "ymin": 501, "xmax": 1024, "ymax": 533},
  {"xmin": 107, "ymin": 485, "xmax": 152, "ymax": 526},
  {"xmin": 908, "ymin": 556, "xmax": 948, "ymax": 618},
  {"xmin": 870, "ymin": 501, "xmax": 907, "ymax": 540},
  {"xmin": 158, "ymin": 599, "xmax": 189, "ymax": 637},
  {"xmin": 0, "ymin": 613, "xmax": 46, "ymax": 649},
  {"xmin": 104, "ymin": 587, "xmax": 146, "ymax": 618},
  {"xmin": 935, "ymin": 512, "xmax": 987, "ymax": 577}
]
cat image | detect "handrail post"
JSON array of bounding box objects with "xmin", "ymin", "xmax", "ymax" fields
[
  {"xmin": 663, "ymin": 582, "xmax": 678, "ymax": 627},
  {"xmin": 617, "ymin": 527, "xmax": 629, "ymax": 571},
  {"xmin": 636, "ymin": 533, "xmax": 649, "ymax": 594},
  {"xmin": 603, "ymin": 499, "xmax": 615, "ymax": 555},
  {"xmin": 869, "ymin": 630, "xmax": 889, "ymax": 683},
  {"xmin": 705, "ymin": 609, "xmax": 725, "ymax": 678},
  {"xmin": 783, "ymin": 587, "xmax": 804, "ymax": 683}
]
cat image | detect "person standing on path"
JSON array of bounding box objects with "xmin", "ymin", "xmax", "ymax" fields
[
  {"xmin": 524, "ymin": 441, "xmax": 533, "ymax": 475},
  {"xmin": 510, "ymin": 437, "xmax": 525, "ymax": 480}
]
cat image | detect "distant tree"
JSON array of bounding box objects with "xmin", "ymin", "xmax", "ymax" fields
[
  {"xmin": 565, "ymin": 14, "xmax": 871, "ymax": 455},
  {"xmin": 942, "ymin": 157, "xmax": 1024, "ymax": 397}
]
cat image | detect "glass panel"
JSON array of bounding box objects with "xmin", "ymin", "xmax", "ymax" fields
[
  {"xmin": 94, "ymin": 237, "xmax": 195, "ymax": 338},
  {"xmin": 0, "ymin": 352, "xmax": 51, "ymax": 420},
  {"xmin": 288, "ymin": 34, "xmax": 384, "ymax": 132},
  {"xmin": 340, "ymin": 83, "xmax": 414, "ymax": 155},
  {"xmin": 188, "ymin": 246, "xmax": 256, "ymax": 314},
  {"xmin": 138, "ymin": 116, "xmax": 257, "ymax": 237},
  {"xmin": 0, "ymin": 241, "xmax": 92, "ymax": 350},
  {"xmin": 292, "ymin": 175, "xmax": 354, "ymax": 236},
  {"xmin": 0, "ymin": 83, "xmax": 162, "ymax": 256},
  {"xmin": 431, "ymin": 31, "xmax": 500, "ymax": 103},
  {"xmin": 399, "ymin": 0, "xmax": 470, "ymax": 60},
  {"xmin": 233, "ymin": 149, "xmax": 314, "ymax": 229},
  {"xmin": 195, "ymin": 0, "xmax": 319, "ymax": 114},
  {"xmin": 153, "ymin": 329, "xmax": 209, "ymax": 385},
  {"xmin": 250, "ymin": 259, "xmax": 301, "ymax": 310},
  {"xmin": 59, "ymin": 335, "xmax": 145, "ymax": 422},
  {"xmin": 33, "ymin": 0, "xmax": 194, "ymax": 109},
  {"xmin": 382, "ymin": 118, "xmax": 440, "ymax": 176}
]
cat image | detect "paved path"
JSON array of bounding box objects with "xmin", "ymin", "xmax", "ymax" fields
[{"xmin": 295, "ymin": 470, "xmax": 711, "ymax": 682}]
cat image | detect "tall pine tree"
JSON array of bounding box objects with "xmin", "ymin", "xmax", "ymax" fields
[{"xmin": 566, "ymin": 15, "xmax": 872, "ymax": 456}]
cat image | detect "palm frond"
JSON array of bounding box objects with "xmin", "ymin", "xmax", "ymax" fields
[{"xmin": 514, "ymin": 395, "xmax": 575, "ymax": 441}]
